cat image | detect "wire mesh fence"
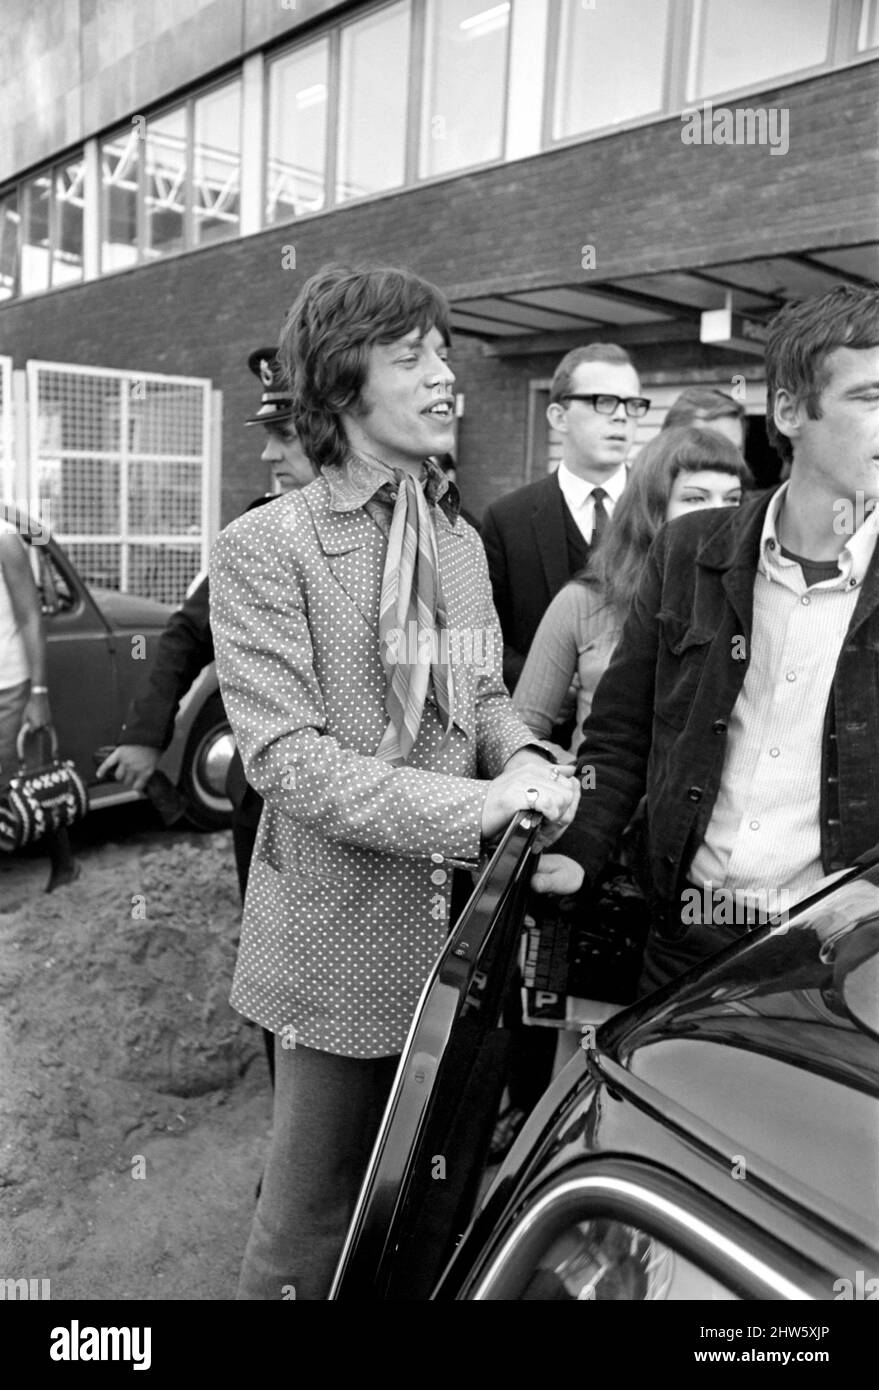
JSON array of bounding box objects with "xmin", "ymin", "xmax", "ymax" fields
[{"xmin": 26, "ymin": 361, "xmax": 211, "ymax": 604}]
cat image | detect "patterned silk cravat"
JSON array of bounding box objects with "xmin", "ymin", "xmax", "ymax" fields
[
  {"xmin": 376, "ymin": 469, "xmax": 454, "ymax": 764},
  {"xmin": 591, "ymin": 486, "xmax": 609, "ymax": 546}
]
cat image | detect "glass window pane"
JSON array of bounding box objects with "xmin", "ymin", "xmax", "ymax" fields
[
  {"xmin": 420, "ymin": 0, "xmax": 510, "ymax": 178},
  {"xmin": 337, "ymin": 1, "xmax": 411, "ymax": 204},
  {"xmin": 145, "ymin": 107, "xmax": 186, "ymax": 260},
  {"xmin": 53, "ymin": 158, "xmax": 84, "ymax": 287},
  {"xmin": 506, "ymin": 0, "xmax": 549, "ymax": 161},
  {"xmin": 522, "ymin": 1218, "xmax": 739, "ymax": 1301},
  {"xmin": 20, "ymin": 174, "xmax": 51, "ymax": 295},
  {"xmin": 0, "ymin": 191, "xmax": 20, "ymax": 301},
  {"xmin": 688, "ymin": 0, "xmax": 832, "ymax": 100},
  {"xmin": 101, "ymin": 128, "xmax": 140, "ymax": 271},
  {"xmin": 859, "ymin": 0, "xmax": 879, "ymax": 50},
  {"xmin": 267, "ymin": 39, "xmax": 329, "ymax": 223},
  {"xmin": 553, "ymin": 0, "xmax": 669, "ymax": 140},
  {"xmin": 193, "ymin": 81, "xmax": 241, "ymax": 246}
]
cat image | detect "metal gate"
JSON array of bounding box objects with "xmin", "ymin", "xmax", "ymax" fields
[{"xmin": 25, "ymin": 361, "xmax": 214, "ymax": 604}]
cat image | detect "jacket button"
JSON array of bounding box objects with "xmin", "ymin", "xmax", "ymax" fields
[
  {"xmin": 686, "ymin": 786, "xmax": 703, "ymax": 802},
  {"xmin": 711, "ymin": 720, "xmax": 727, "ymax": 734},
  {"xmin": 430, "ymin": 852, "xmax": 444, "ymax": 864},
  {"xmin": 431, "ymin": 869, "xmax": 448, "ymax": 886}
]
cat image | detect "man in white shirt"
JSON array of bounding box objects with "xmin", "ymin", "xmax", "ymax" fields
[{"xmin": 481, "ymin": 344, "xmax": 648, "ymax": 691}]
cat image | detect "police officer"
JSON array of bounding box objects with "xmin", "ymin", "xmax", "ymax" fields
[{"xmin": 97, "ymin": 349, "xmax": 316, "ymax": 1082}]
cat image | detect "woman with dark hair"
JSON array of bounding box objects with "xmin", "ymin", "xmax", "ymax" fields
[{"xmin": 514, "ymin": 427, "xmax": 750, "ymax": 751}]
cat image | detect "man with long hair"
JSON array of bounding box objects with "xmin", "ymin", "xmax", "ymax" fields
[
  {"xmin": 210, "ymin": 264, "xmax": 579, "ymax": 1299},
  {"xmin": 535, "ymin": 282, "xmax": 879, "ymax": 991}
]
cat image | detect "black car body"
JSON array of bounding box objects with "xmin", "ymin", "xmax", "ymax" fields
[{"xmin": 332, "ymin": 821, "xmax": 879, "ymax": 1301}]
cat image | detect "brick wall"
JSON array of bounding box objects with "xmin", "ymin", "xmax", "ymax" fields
[{"xmin": 0, "ymin": 61, "xmax": 874, "ymax": 525}]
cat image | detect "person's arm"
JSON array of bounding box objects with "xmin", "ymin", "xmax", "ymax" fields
[
  {"xmin": 532, "ymin": 531, "xmax": 666, "ymax": 894},
  {"xmin": 480, "ymin": 504, "xmax": 525, "ymax": 689},
  {"xmin": 97, "ymin": 577, "xmax": 214, "ymax": 791},
  {"xmin": 0, "ymin": 533, "xmax": 50, "ymax": 732},
  {"xmin": 513, "ymin": 584, "xmax": 585, "ymax": 742},
  {"xmin": 210, "ymin": 516, "xmax": 578, "ymax": 862}
]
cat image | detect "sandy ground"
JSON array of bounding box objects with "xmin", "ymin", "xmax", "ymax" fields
[{"xmin": 0, "ymin": 808, "xmax": 273, "ymax": 1301}]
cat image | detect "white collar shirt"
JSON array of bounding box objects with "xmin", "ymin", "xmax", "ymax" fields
[
  {"xmin": 556, "ymin": 461, "xmax": 628, "ymax": 545},
  {"xmin": 689, "ymin": 481, "xmax": 879, "ymax": 911}
]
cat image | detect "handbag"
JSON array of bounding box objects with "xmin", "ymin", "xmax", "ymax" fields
[{"xmin": 0, "ymin": 724, "xmax": 89, "ymax": 851}]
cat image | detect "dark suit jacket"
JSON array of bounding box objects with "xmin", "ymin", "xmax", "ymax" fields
[{"xmin": 481, "ymin": 471, "xmax": 590, "ymax": 691}]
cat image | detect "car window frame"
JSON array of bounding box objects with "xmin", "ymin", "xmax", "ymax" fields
[{"xmin": 458, "ymin": 1157, "xmax": 823, "ymax": 1301}]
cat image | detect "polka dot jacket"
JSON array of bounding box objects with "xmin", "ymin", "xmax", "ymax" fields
[{"xmin": 209, "ymin": 475, "xmax": 536, "ymax": 1058}]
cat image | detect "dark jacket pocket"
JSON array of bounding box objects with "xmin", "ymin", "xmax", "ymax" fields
[{"xmin": 655, "ymin": 612, "xmax": 714, "ymax": 729}]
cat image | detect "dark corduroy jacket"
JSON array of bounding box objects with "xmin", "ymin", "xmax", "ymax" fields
[{"xmin": 555, "ymin": 490, "xmax": 879, "ymax": 912}]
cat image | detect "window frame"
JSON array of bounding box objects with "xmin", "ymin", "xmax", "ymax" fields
[
  {"xmin": 461, "ymin": 1161, "xmax": 822, "ymax": 1301},
  {"xmin": 99, "ymin": 71, "xmax": 243, "ymax": 277},
  {"xmin": 415, "ymin": 0, "xmax": 515, "ymax": 184},
  {"xmin": 543, "ymin": 0, "xmax": 676, "ymax": 150},
  {"xmin": 264, "ymin": 29, "xmax": 334, "ymax": 228},
  {"xmin": 684, "ymin": 0, "xmax": 840, "ymax": 106},
  {"xmin": 16, "ymin": 158, "xmax": 85, "ymax": 299},
  {"xmin": 334, "ymin": 0, "xmax": 415, "ymax": 207}
]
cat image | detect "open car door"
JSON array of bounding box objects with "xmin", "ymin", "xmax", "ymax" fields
[{"xmin": 330, "ymin": 810, "xmax": 541, "ymax": 1301}]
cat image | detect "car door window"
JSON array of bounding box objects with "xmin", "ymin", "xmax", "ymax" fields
[
  {"xmin": 29, "ymin": 543, "xmax": 74, "ymax": 614},
  {"xmin": 519, "ymin": 1216, "xmax": 738, "ymax": 1301},
  {"xmin": 463, "ymin": 1165, "xmax": 813, "ymax": 1300}
]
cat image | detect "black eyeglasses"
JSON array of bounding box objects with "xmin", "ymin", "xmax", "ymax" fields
[{"xmin": 560, "ymin": 393, "xmax": 652, "ymax": 418}]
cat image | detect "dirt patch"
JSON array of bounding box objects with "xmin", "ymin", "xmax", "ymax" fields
[{"xmin": 0, "ymin": 827, "xmax": 272, "ymax": 1301}]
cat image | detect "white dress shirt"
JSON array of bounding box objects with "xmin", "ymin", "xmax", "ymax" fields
[
  {"xmin": 690, "ymin": 482, "xmax": 879, "ymax": 905},
  {"xmin": 556, "ymin": 461, "xmax": 628, "ymax": 545}
]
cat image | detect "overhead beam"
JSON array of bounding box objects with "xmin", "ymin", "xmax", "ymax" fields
[{"xmin": 482, "ymin": 319, "xmax": 699, "ymax": 358}]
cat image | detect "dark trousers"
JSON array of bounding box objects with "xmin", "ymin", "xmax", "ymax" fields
[
  {"xmin": 232, "ymin": 812, "xmax": 274, "ymax": 1086},
  {"xmin": 236, "ymin": 1042, "xmax": 398, "ymax": 1299},
  {"xmin": 638, "ymin": 893, "xmax": 752, "ymax": 997}
]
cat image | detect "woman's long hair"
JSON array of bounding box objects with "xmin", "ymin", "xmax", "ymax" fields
[{"xmin": 577, "ymin": 426, "xmax": 752, "ymax": 616}]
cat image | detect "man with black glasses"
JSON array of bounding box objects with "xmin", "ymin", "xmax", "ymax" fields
[
  {"xmin": 481, "ymin": 344, "xmax": 648, "ymax": 1138},
  {"xmin": 482, "ymin": 344, "xmax": 649, "ymax": 693}
]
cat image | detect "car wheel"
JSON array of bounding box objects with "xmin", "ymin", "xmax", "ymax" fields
[{"xmin": 180, "ymin": 693, "xmax": 235, "ymax": 832}]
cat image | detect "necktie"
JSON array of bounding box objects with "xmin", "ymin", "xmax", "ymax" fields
[
  {"xmin": 376, "ymin": 471, "xmax": 454, "ymax": 765},
  {"xmin": 591, "ymin": 486, "xmax": 609, "ymax": 546}
]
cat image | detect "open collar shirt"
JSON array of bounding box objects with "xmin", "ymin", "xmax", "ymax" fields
[{"xmin": 690, "ymin": 482, "xmax": 879, "ymax": 904}]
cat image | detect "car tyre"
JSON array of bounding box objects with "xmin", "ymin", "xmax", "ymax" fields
[{"xmin": 180, "ymin": 693, "xmax": 235, "ymax": 832}]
